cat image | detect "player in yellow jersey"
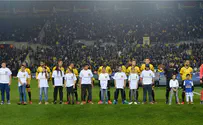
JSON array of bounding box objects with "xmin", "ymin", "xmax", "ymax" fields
[
  {"xmin": 18, "ymin": 62, "xmax": 32, "ymax": 104},
  {"xmin": 140, "ymin": 58, "xmax": 156, "ymax": 103},
  {"xmin": 68, "ymin": 63, "xmax": 80, "ymax": 104},
  {"xmin": 126, "ymin": 60, "xmax": 141, "ymax": 102},
  {"xmin": 52, "ymin": 60, "xmax": 65, "ymax": 72},
  {"xmin": 36, "ymin": 61, "xmax": 51, "ymax": 80},
  {"xmin": 180, "ymin": 60, "xmax": 193, "ymax": 104},
  {"xmin": 97, "ymin": 64, "xmax": 113, "ymax": 104}
]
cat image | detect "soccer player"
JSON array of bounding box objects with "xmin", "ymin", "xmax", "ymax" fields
[
  {"xmin": 36, "ymin": 61, "xmax": 51, "ymax": 80},
  {"xmin": 140, "ymin": 58, "xmax": 156, "ymax": 103},
  {"xmin": 17, "ymin": 65, "xmax": 29, "ymax": 105},
  {"xmin": 183, "ymin": 74, "xmax": 194, "ymax": 104},
  {"xmin": 113, "ymin": 66, "xmax": 128, "ymax": 104},
  {"xmin": 164, "ymin": 61, "xmax": 178, "ymax": 104},
  {"xmin": 97, "ymin": 64, "xmax": 112, "ymax": 104},
  {"xmin": 98, "ymin": 67, "xmax": 110, "ymax": 104},
  {"xmin": 64, "ymin": 68, "xmax": 77, "ymax": 105},
  {"xmin": 19, "ymin": 62, "xmax": 32, "ymax": 104},
  {"xmin": 126, "ymin": 60, "xmax": 140, "ymax": 102},
  {"xmin": 79, "ymin": 64, "xmax": 94, "ymax": 105},
  {"xmin": 180, "ymin": 60, "xmax": 193, "ymax": 104},
  {"xmin": 128, "ymin": 68, "xmax": 139, "ymax": 105},
  {"xmin": 0, "ymin": 61, "xmax": 12, "ymax": 104},
  {"xmin": 52, "ymin": 66, "xmax": 64, "ymax": 104},
  {"xmin": 169, "ymin": 74, "xmax": 180, "ymax": 105},
  {"xmin": 200, "ymin": 63, "xmax": 203, "ymax": 104},
  {"xmin": 140, "ymin": 64, "xmax": 155, "ymax": 104},
  {"xmin": 38, "ymin": 66, "xmax": 49, "ymax": 105},
  {"xmin": 68, "ymin": 63, "xmax": 79, "ymax": 104}
]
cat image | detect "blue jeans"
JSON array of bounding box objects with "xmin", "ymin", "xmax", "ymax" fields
[
  {"xmin": 0, "ymin": 83, "xmax": 10, "ymax": 102},
  {"xmin": 39, "ymin": 87, "xmax": 48, "ymax": 102},
  {"xmin": 19, "ymin": 84, "xmax": 27, "ymax": 102},
  {"xmin": 101, "ymin": 89, "xmax": 108, "ymax": 102}
]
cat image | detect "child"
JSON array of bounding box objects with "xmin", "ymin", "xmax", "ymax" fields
[
  {"xmin": 113, "ymin": 66, "xmax": 128, "ymax": 104},
  {"xmin": 128, "ymin": 68, "xmax": 139, "ymax": 105},
  {"xmin": 98, "ymin": 67, "xmax": 110, "ymax": 104},
  {"xmin": 64, "ymin": 68, "xmax": 77, "ymax": 105},
  {"xmin": 52, "ymin": 66, "xmax": 64, "ymax": 104},
  {"xmin": 38, "ymin": 66, "xmax": 49, "ymax": 105},
  {"xmin": 17, "ymin": 65, "xmax": 29, "ymax": 105},
  {"xmin": 169, "ymin": 74, "xmax": 180, "ymax": 105},
  {"xmin": 183, "ymin": 74, "xmax": 194, "ymax": 104}
]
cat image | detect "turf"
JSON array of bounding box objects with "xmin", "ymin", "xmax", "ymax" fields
[{"xmin": 0, "ymin": 78, "xmax": 203, "ymax": 125}]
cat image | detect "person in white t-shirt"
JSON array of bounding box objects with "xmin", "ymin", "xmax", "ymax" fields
[
  {"xmin": 52, "ymin": 66, "xmax": 64, "ymax": 104},
  {"xmin": 113, "ymin": 66, "xmax": 128, "ymax": 104},
  {"xmin": 128, "ymin": 68, "xmax": 139, "ymax": 105},
  {"xmin": 17, "ymin": 65, "xmax": 29, "ymax": 105},
  {"xmin": 64, "ymin": 68, "xmax": 77, "ymax": 105},
  {"xmin": 140, "ymin": 64, "xmax": 155, "ymax": 104},
  {"xmin": 79, "ymin": 64, "xmax": 94, "ymax": 105},
  {"xmin": 38, "ymin": 66, "xmax": 49, "ymax": 105},
  {"xmin": 169, "ymin": 74, "xmax": 180, "ymax": 105},
  {"xmin": 0, "ymin": 61, "xmax": 12, "ymax": 104},
  {"xmin": 98, "ymin": 67, "xmax": 110, "ymax": 104}
]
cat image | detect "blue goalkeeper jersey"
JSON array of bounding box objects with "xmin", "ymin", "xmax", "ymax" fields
[{"xmin": 184, "ymin": 80, "xmax": 193, "ymax": 93}]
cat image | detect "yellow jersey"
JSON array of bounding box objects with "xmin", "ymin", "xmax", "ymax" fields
[
  {"xmin": 126, "ymin": 66, "xmax": 141, "ymax": 75},
  {"xmin": 97, "ymin": 66, "xmax": 112, "ymax": 75},
  {"xmin": 180, "ymin": 66, "xmax": 193, "ymax": 80},
  {"xmin": 122, "ymin": 65, "xmax": 127, "ymax": 73},
  {"xmin": 52, "ymin": 66, "xmax": 65, "ymax": 72},
  {"xmin": 18, "ymin": 68, "xmax": 31, "ymax": 84},
  {"xmin": 67, "ymin": 66, "xmax": 79, "ymax": 77},
  {"xmin": 140, "ymin": 64, "xmax": 154, "ymax": 72},
  {"xmin": 36, "ymin": 66, "xmax": 51, "ymax": 79}
]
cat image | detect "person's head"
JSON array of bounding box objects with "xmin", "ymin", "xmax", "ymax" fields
[
  {"xmin": 132, "ymin": 60, "xmax": 136, "ymax": 66},
  {"xmin": 22, "ymin": 62, "xmax": 27, "ymax": 67},
  {"xmin": 21, "ymin": 65, "xmax": 26, "ymax": 72},
  {"xmin": 1, "ymin": 61, "xmax": 6, "ymax": 68},
  {"xmin": 172, "ymin": 74, "xmax": 176, "ymax": 80},
  {"xmin": 42, "ymin": 66, "xmax": 47, "ymax": 72},
  {"xmin": 69, "ymin": 63, "xmax": 74, "ymax": 68},
  {"xmin": 131, "ymin": 68, "xmax": 136, "ymax": 73},
  {"xmin": 58, "ymin": 60, "xmax": 63, "ymax": 67},
  {"xmin": 118, "ymin": 65, "xmax": 122, "ymax": 72},
  {"xmin": 186, "ymin": 74, "xmax": 191, "ymax": 80},
  {"xmin": 145, "ymin": 58, "xmax": 150, "ymax": 64},
  {"xmin": 102, "ymin": 62, "xmax": 107, "ymax": 67},
  {"xmin": 40, "ymin": 61, "xmax": 45, "ymax": 66},
  {"xmin": 84, "ymin": 64, "xmax": 89, "ymax": 70},
  {"xmin": 145, "ymin": 64, "xmax": 150, "ymax": 70},
  {"xmin": 66, "ymin": 68, "xmax": 73, "ymax": 73},
  {"xmin": 185, "ymin": 60, "xmax": 190, "ymax": 67},
  {"xmin": 169, "ymin": 61, "xmax": 175, "ymax": 67},
  {"xmin": 102, "ymin": 66, "xmax": 106, "ymax": 73}
]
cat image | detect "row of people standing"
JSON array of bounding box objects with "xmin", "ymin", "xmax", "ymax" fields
[{"xmin": 0, "ymin": 58, "xmax": 196, "ymax": 105}]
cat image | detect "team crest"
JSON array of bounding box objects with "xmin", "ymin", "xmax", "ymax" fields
[
  {"xmin": 88, "ymin": 73, "xmax": 90, "ymax": 76},
  {"xmin": 121, "ymin": 75, "xmax": 123, "ymax": 78},
  {"xmin": 105, "ymin": 76, "xmax": 107, "ymax": 78},
  {"xmin": 149, "ymin": 73, "xmax": 152, "ymax": 76}
]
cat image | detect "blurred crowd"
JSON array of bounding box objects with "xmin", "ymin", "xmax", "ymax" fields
[{"xmin": 0, "ymin": 9, "xmax": 203, "ymax": 74}]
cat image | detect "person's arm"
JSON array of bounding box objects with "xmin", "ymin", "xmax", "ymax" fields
[
  {"xmin": 9, "ymin": 69, "xmax": 12, "ymax": 86},
  {"xmin": 18, "ymin": 78, "xmax": 23, "ymax": 85},
  {"xmin": 124, "ymin": 80, "xmax": 126, "ymax": 88},
  {"xmin": 183, "ymin": 81, "xmax": 185, "ymax": 91},
  {"xmin": 192, "ymin": 81, "xmax": 194, "ymax": 91},
  {"xmin": 38, "ymin": 79, "xmax": 40, "ymax": 88},
  {"xmin": 114, "ymin": 79, "xmax": 116, "ymax": 88},
  {"xmin": 200, "ymin": 65, "xmax": 203, "ymax": 83}
]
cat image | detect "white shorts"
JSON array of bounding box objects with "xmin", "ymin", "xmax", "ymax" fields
[{"xmin": 186, "ymin": 92, "xmax": 193, "ymax": 97}]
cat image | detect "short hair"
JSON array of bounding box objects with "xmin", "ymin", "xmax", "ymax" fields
[
  {"xmin": 1, "ymin": 60, "xmax": 6, "ymax": 64},
  {"xmin": 186, "ymin": 74, "xmax": 190, "ymax": 77}
]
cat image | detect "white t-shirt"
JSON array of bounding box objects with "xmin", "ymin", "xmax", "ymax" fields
[
  {"xmin": 79, "ymin": 69, "xmax": 93, "ymax": 84},
  {"xmin": 52, "ymin": 70, "xmax": 64, "ymax": 86},
  {"xmin": 64, "ymin": 73, "xmax": 77, "ymax": 87},
  {"xmin": 0, "ymin": 67, "xmax": 12, "ymax": 84},
  {"xmin": 17, "ymin": 71, "xmax": 29, "ymax": 86},
  {"xmin": 169, "ymin": 79, "xmax": 179, "ymax": 88},
  {"xmin": 113, "ymin": 72, "xmax": 127, "ymax": 89},
  {"xmin": 128, "ymin": 73, "xmax": 139, "ymax": 89},
  {"xmin": 140, "ymin": 70, "xmax": 155, "ymax": 85},
  {"xmin": 38, "ymin": 72, "xmax": 49, "ymax": 88},
  {"xmin": 99, "ymin": 73, "xmax": 110, "ymax": 89}
]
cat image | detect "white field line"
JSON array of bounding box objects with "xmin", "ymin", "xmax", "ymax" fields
[{"xmin": 193, "ymin": 91, "xmax": 201, "ymax": 96}]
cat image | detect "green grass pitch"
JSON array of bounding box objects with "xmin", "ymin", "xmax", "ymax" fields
[{"xmin": 0, "ymin": 78, "xmax": 203, "ymax": 125}]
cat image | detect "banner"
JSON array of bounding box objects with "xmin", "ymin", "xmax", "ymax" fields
[{"xmin": 143, "ymin": 37, "xmax": 150, "ymax": 45}]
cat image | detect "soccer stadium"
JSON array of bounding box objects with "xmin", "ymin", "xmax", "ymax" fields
[{"xmin": 0, "ymin": 0, "xmax": 203, "ymax": 125}]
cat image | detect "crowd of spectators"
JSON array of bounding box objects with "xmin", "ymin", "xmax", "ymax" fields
[{"xmin": 0, "ymin": 8, "xmax": 203, "ymax": 73}]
